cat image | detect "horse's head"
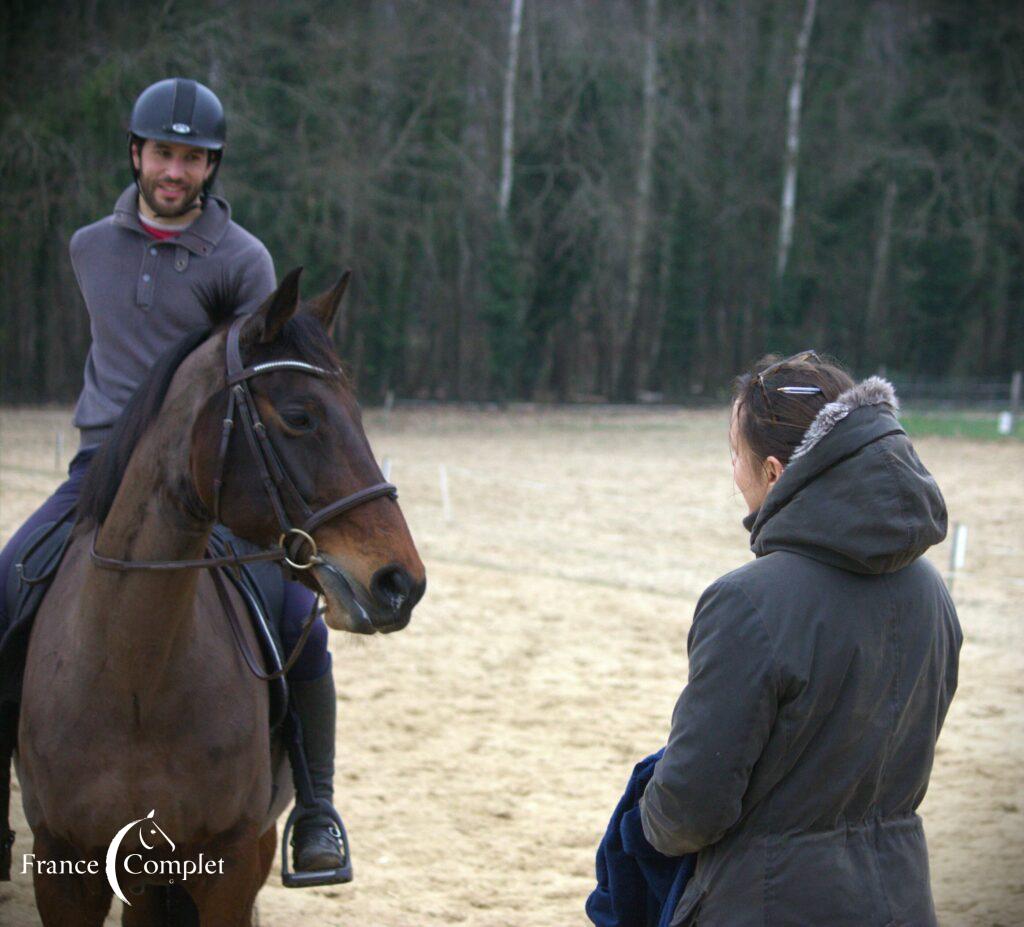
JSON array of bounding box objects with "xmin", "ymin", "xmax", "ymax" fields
[{"xmin": 189, "ymin": 268, "xmax": 425, "ymax": 634}]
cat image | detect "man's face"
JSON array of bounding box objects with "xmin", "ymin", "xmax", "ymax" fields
[{"xmin": 132, "ymin": 139, "xmax": 216, "ymax": 219}]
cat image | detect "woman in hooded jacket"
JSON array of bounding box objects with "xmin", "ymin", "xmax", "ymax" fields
[{"xmin": 639, "ymin": 352, "xmax": 962, "ymax": 926}]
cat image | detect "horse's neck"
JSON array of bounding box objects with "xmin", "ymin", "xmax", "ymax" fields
[{"xmin": 85, "ymin": 427, "xmax": 212, "ymax": 687}]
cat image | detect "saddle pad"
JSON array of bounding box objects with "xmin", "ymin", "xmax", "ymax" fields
[{"xmin": 1, "ymin": 520, "xmax": 74, "ymax": 708}]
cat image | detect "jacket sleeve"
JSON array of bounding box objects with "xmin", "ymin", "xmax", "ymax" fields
[
  {"xmin": 232, "ymin": 243, "xmax": 276, "ymax": 317},
  {"xmin": 640, "ymin": 578, "xmax": 778, "ymax": 856}
]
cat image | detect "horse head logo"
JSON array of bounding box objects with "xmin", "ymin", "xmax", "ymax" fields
[{"xmin": 104, "ymin": 809, "xmax": 176, "ymax": 906}]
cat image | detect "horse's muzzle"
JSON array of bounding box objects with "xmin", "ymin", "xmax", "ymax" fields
[
  {"xmin": 369, "ymin": 564, "xmax": 424, "ymax": 633},
  {"xmin": 312, "ymin": 560, "xmax": 423, "ymax": 635}
]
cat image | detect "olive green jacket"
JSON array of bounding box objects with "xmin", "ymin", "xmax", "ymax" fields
[{"xmin": 641, "ymin": 378, "xmax": 962, "ymax": 926}]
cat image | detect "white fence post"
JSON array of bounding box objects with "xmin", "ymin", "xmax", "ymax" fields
[
  {"xmin": 439, "ymin": 464, "xmax": 452, "ymax": 522},
  {"xmin": 947, "ymin": 522, "xmax": 968, "ymax": 593}
]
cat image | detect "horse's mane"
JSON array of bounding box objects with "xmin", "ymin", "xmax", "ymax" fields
[{"xmin": 76, "ymin": 295, "xmax": 346, "ymax": 527}]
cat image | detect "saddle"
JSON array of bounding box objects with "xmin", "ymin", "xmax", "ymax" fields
[{"xmin": 0, "ymin": 517, "xmax": 291, "ymax": 880}]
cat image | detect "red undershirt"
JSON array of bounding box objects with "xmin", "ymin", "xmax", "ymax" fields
[{"xmin": 139, "ymin": 220, "xmax": 182, "ymax": 241}]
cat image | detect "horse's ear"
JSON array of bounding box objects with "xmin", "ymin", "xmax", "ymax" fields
[
  {"xmin": 305, "ymin": 270, "xmax": 351, "ymax": 336},
  {"xmin": 240, "ymin": 266, "xmax": 303, "ymax": 348}
]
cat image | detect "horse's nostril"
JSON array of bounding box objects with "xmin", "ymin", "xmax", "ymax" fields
[{"xmin": 371, "ymin": 566, "xmax": 412, "ymax": 612}]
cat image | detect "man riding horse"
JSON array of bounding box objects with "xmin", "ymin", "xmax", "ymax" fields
[{"xmin": 0, "ymin": 77, "xmax": 348, "ymax": 880}]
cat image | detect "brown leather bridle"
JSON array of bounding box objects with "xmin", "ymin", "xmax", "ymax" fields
[
  {"xmin": 89, "ymin": 313, "xmax": 398, "ymax": 675},
  {"xmin": 212, "ymin": 311, "xmax": 397, "ymax": 569}
]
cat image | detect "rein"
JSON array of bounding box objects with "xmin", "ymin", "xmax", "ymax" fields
[{"xmin": 88, "ymin": 312, "xmax": 397, "ymax": 678}]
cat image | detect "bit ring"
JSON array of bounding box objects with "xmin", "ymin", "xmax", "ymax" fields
[{"xmin": 280, "ymin": 528, "xmax": 321, "ymax": 571}]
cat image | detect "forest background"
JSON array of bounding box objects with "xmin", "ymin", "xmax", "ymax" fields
[{"xmin": 1, "ymin": 0, "xmax": 1022, "ymax": 404}]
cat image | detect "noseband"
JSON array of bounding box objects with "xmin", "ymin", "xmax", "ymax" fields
[{"xmin": 91, "ymin": 312, "xmax": 396, "ymax": 575}]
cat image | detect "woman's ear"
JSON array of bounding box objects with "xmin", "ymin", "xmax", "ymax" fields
[{"xmin": 764, "ymin": 455, "xmax": 785, "ymax": 487}]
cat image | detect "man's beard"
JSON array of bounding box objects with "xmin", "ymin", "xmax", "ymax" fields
[{"xmin": 137, "ymin": 172, "xmax": 204, "ymax": 219}]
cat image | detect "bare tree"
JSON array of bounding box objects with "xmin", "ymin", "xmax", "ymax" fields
[
  {"xmin": 613, "ymin": 0, "xmax": 659, "ymax": 397},
  {"xmin": 776, "ymin": 0, "xmax": 817, "ymax": 279},
  {"xmin": 499, "ymin": 0, "xmax": 524, "ymax": 219},
  {"xmin": 865, "ymin": 179, "xmax": 897, "ymax": 364}
]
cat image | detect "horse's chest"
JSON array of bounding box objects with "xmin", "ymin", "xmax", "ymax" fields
[
  {"xmin": 20, "ymin": 562, "xmax": 274, "ymax": 844},
  {"xmin": 24, "ymin": 654, "xmax": 271, "ymax": 844}
]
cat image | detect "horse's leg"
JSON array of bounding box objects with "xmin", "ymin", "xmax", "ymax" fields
[
  {"xmin": 185, "ymin": 838, "xmax": 266, "ymax": 927},
  {"xmin": 122, "ymin": 885, "xmax": 200, "ymax": 927},
  {"xmin": 31, "ymin": 829, "xmax": 112, "ymax": 927},
  {"xmin": 257, "ymin": 826, "xmax": 276, "ymax": 886},
  {"xmin": 122, "ymin": 886, "xmax": 171, "ymax": 927}
]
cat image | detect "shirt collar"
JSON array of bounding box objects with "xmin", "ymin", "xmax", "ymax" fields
[{"xmin": 112, "ymin": 185, "xmax": 231, "ymax": 256}]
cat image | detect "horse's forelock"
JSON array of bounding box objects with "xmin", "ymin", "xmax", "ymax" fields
[{"xmin": 269, "ymin": 312, "xmax": 348, "ymax": 388}]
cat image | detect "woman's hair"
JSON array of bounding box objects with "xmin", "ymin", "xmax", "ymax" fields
[{"xmin": 733, "ymin": 352, "xmax": 855, "ymax": 469}]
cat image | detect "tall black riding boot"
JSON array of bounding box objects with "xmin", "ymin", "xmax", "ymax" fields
[{"xmin": 289, "ymin": 670, "xmax": 346, "ymax": 872}]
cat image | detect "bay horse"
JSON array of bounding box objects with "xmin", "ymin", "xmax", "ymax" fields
[{"xmin": 16, "ymin": 268, "xmax": 425, "ymax": 925}]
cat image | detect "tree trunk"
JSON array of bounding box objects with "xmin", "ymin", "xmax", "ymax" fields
[
  {"xmin": 636, "ymin": 220, "xmax": 672, "ymax": 392},
  {"xmin": 613, "ymin": 0, "xmax": 659, "ymax": 398},
  {"xmin": 454, "ymin": 210, "xmax": 471, "ymax": 399},
  {"xmin": 776, "ymin": 0, "xmax": 817, "ymax": 280},
  {"xmin": 865, "ymin": 179, "xmax": 897, "ymax": 366},
  {"xmin": 528, "ymin": 0, "xmax": 543, "ymax": 105},
  {"xmin": 498, "ymin": 0, "xmax": 524, "ymax": 220}
]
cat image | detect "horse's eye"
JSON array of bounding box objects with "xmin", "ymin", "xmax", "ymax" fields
[{"xmin": 282, "ymin": 410, "xmax": 316, "ymax": 433}]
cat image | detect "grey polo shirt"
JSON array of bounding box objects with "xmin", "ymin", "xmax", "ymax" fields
[{"xmin": 70, "ymin": 185, "xmax": 275, "ymax": 449}]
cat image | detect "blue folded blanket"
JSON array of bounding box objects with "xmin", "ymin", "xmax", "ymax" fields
[{"xmin": 586, "ymin": 749, "xmax": 696, "ymax": 927}]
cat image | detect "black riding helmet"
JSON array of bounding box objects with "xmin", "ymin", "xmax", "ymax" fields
[{"xmin": 128, "ymin": 78, "xmax": 226, "ymax": 196}]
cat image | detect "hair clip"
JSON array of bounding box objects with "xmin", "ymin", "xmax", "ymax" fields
[{"xmin": 775, "ymin": 386, "xmax": 823, "ymax": 395}]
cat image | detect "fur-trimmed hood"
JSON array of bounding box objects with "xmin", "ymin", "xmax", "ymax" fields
[
  {"xmin": 792, "ymin": 376, "xmax": 899, "ymax": 460},
  {"xmin": 743, "ymin": 377, "xmax": 947, "ymax": 574}
]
